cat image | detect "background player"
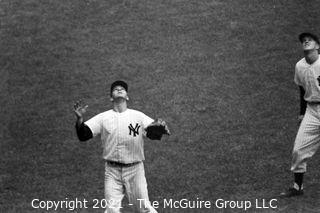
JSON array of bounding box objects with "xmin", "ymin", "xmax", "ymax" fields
[
  {"xmin": 281, "ymin": 33, "xmax": 320, "ymax": 197},
  {"xmin": 73, "ymin": 80, "xmax": 170, "ymax": 212}
]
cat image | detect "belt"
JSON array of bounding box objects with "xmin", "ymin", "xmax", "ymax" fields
[
  {"xmin": 308, "ymin": 102, "xmax": 320, "ymax": 105},
  {"xmin": 106, "ymin": 161, "xmax": 140, "ymax": 167}
]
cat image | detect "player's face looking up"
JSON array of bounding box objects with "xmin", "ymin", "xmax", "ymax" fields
[
  {"xmin": 302, "ymin": 36, "xmax": 319, "ymax": 51},
  {"xmin": 111, "ymin": 86, "xmax": 128, "ymax": 100}
]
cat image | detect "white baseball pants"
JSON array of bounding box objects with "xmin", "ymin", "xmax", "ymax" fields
[
  {"xmin": 291, "ymin": 103, "xmax": 320, "ymax": 173},
  {"xmin": 104, "ymin": 162, "xmax": 157, "ymax": 213}
]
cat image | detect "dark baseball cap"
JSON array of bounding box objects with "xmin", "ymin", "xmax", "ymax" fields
[
  {"xmin": 110, "ymin": 80, "xmax": 128, "ymax": 96},
  {"xmin": 299, "ymin": 32, "xmax": 320, "ymax": 44}
]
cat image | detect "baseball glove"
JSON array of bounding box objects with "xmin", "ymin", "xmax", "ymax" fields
[{"xmin": 145, "ymin": 119, "xmax": 170, "ymax": 140}]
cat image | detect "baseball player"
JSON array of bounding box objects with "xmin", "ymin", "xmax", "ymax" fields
[
  {"xmin": 73, "ymin": 80, "xmax": 170, "ymax": 212},
  {"xmin": 281, "ymin": 33, "xmax": 320, "ymax": 197}
]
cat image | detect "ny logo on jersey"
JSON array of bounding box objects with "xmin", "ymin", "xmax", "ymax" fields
[
  {"xmin": 128, "ymin": 123, "xmax": 140, "ymax": 137},
  {"xmin": 317, "ymin": 76, "xmax": 320, "ymax": 86}
]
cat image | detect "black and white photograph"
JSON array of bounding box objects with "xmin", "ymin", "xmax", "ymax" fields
[{"xmin": 1, "ymin": 0, "xmax": 320, "ymax": 212}]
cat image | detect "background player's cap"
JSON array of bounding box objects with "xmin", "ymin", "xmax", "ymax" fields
[
  {"xmin": 110, "ymin": 80, "xmax": 128, "ymax": 96},
  {"xmin": 299, "ymin": 32, "xmax": 320, "ymax": 44}
]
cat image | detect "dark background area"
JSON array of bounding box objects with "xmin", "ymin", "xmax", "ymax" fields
[{"xmin": 1, "ymin": 0, "xmax": 320, "ymax": 212}]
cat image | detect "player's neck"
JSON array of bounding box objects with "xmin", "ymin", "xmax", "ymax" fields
[
  {"xmin": 113, "ymin": 99, "xmax": 128, "ymax": 113},
  {"xmin": 304, "ymin": 50, "xmax": 319, "ymax": 64}
]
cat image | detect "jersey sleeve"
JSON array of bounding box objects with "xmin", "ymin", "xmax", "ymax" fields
[
  {"xmin": 84, "ymin": 113, "xmax": 102, "ymax": 137},
  {"xmin": 140, "ymin": 112, "xmax": 154, "ymax": 128},
  {"xmin": 294, "ymin": 64, "xmax": 302, "ymax": 86}
]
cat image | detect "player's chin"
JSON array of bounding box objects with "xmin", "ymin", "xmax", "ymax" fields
[
  {"xmin": 303, "ymin": 46, "xmax": 315, "ymax": 51},
  {"xmin": 114, "ymin": 96, "xmax": 128, "ymax": 101}
]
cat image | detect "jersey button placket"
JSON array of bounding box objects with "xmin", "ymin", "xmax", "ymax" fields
[
  {"xmin": 117, "ymin": 113, "xmax": 122, "ymax": 163},
  {"xmin": 115, "ymin": 113, "xmax": 120, "ymax": 162}
]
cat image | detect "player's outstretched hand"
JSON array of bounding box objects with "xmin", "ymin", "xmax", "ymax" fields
[
  {"xmin": 145, "ymin": 118, "xmax": 170, "ymax": 140},
  {"xmin": 73, "ymin": 100, "xmax": 88, "ymax": 119}
]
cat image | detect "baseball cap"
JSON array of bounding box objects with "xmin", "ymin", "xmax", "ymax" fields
[
  {"xmin": 299, "ymin": 32, "xmax": 320, "ymax": 44},
  {"xmin": 110, "ymin": 80, "xmax": 128, "ymax": 96}
]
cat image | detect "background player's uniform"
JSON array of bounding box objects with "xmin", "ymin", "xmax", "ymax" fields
[
  {"xmin": 85, "ymin": 109, "xmax": 157, "ymax": 213},
  {"xmin": 292, "ymin": 55, "xmax": 320, "ymax": 173}
]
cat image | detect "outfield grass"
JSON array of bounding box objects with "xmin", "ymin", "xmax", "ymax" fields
[{"xmin": 1, "ymin": 0, "xmax": 320, "ymax": 212}]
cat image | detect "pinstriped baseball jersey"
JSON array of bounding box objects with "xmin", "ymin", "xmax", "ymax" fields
[
  {"xmin": 294, "ymin": 56, "xmax": 320, "ymax": 102},
  {"xmin": 85, "ymin": 109, "xmax": 154, "ymax": 164}
]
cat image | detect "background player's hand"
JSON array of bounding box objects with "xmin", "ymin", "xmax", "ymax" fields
[
  {"xmin": 73, "ymin": 100, "xmax": 88, "ymax": 119},
  {"xmin": 156, "ymin": 118, "xmax": 171, "ymax": 135},
  {"xmin": 153, "ymin": 118, "xmax": 171, "ymax": 135}
]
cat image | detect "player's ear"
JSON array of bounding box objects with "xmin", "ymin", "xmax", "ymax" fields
[{"xmin": 110, "ymin": 97, "xmax": 114, "ymax": 102}]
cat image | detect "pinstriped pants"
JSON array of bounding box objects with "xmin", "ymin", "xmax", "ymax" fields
[
  {"xmin": 291, "ymin": 103, "xmax": 320, "ymax": 173},
  {"xmin": 104, "ymin": 161, "xmax": 157, "ymax": 213}
]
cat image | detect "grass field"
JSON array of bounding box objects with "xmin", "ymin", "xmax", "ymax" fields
[{"xmin": 1, "ymin": 0, "xmax": 320, "ymax": 212}]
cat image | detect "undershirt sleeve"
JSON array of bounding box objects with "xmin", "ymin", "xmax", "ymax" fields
[
  {"xmin": 299, "ymin": 86, "xmax": 307, "ymax": 115},
  {"xmin": 75, "ymin": 122, "xmax": 93, "ymax": 141}
]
